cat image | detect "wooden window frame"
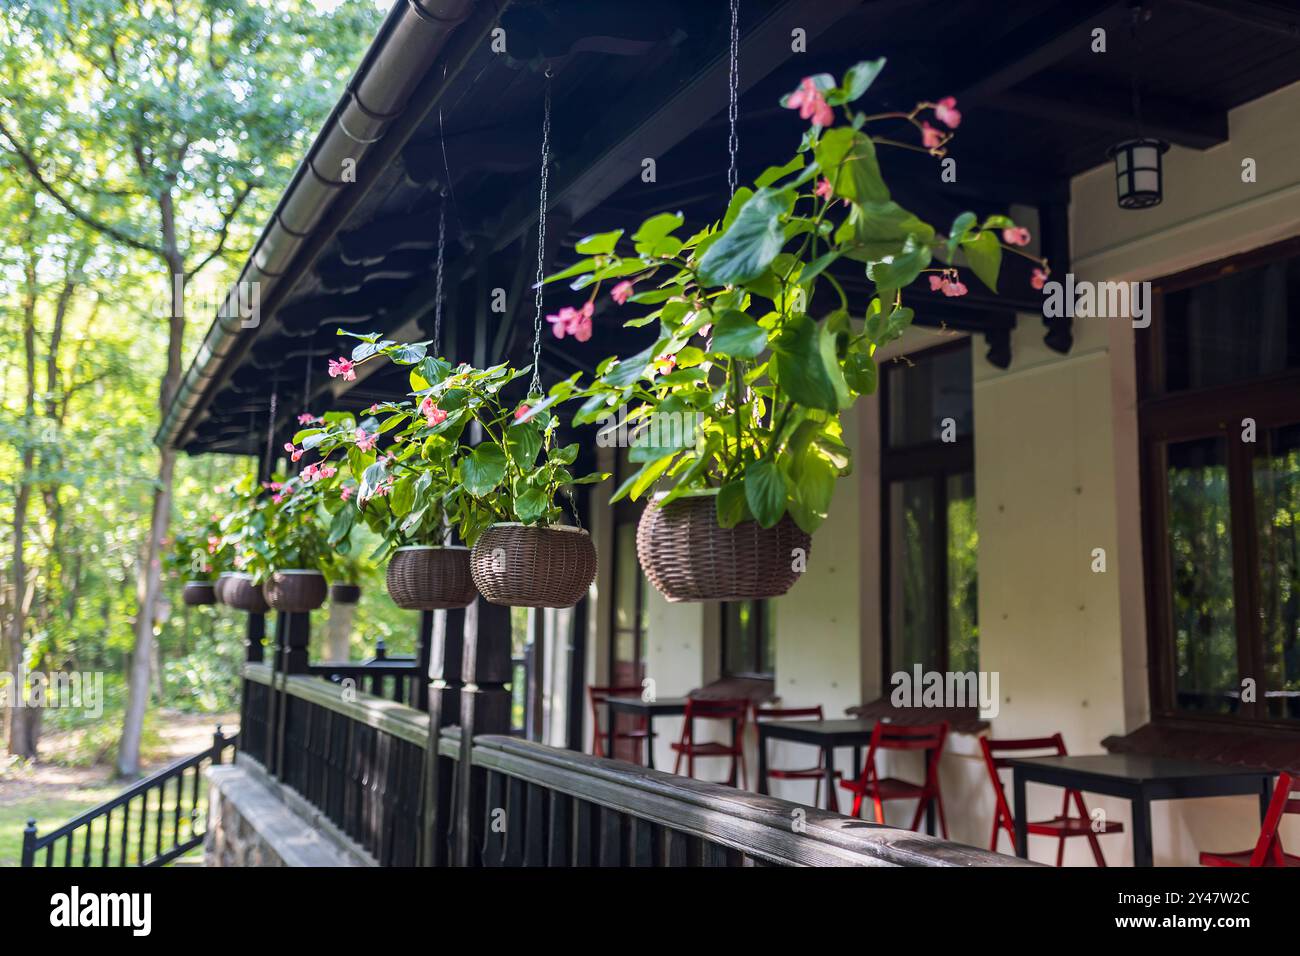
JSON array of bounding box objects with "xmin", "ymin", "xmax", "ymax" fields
[
  {"xmin": 721, "ymin": 600, "xmax": 774, "ymax": 680},
  {"xmin": 878, "ymin": 339, "xmax": 976, "ymax": 680},
  {"xmin": 1139, "ymin": 235, "xmax": 1300, "ymax": 732}
]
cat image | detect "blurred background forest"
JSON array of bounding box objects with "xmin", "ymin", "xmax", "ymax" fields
[{"xmin": 0, "ymin": 0, "xmax": 407, "ymax": 793}]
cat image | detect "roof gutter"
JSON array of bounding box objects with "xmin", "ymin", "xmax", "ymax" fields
[{"xmin": 154, "ymin": 0, "xmax": 484, "ymax": 451}]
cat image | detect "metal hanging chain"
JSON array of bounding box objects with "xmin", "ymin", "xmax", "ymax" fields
[
  {"xmin": 727, "ymin": 0, "xmax": 740, "ymax": 197},
  {"xmin": 1129, "ymin": 3, "xmax": 1147, "ymax": 135},
  {"xmin": 528, "ymin": 68, "xmax": 553, "ymax": 399},
  {"xmin": 433, "ymin": 192, "xmax": 447, "ymax": 355},
  {"xmin": 263, "ymin": 388, "xmax": 278, "ymax": 478}
]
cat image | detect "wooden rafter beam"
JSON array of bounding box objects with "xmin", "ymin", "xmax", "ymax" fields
[{"xmin": 1171, "ymin": 0, "xmax": 1300, "ymax": 38}]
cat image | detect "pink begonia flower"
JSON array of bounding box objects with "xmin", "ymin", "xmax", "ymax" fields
[
  {"xmin": 375, "ymin": 478, "xmax": 393, "ymax": 498},
  {"xmin": 319, "ymin": 465, "xmax": 337, "ymax": 479},
  {"xmin": 272, "ymin": 494, "xmax": 283, "ymax": 504},
  {"xmin": 284, "ymin": 442, "xmax": 304, "ymax": 463},
  {"xmin": 786, "ymin": 77, "xmax": 833, "ymax": 127},
  {"xmin": 367, "ymin": 403, "xmax": 380, "ymax": 414},
  {"xmin": 297, "ymin": 412, "xmax": 318, "ymax": 425},
  {"xmin": 815, "ymin": 177, "xmax": 834, "ymax": 201},
  {"xmin": 658, "ymin": 354, "xmax": 677, "ymax": 375},
  {"xmin": 207, "ymin": 535, "xmax": 221, "ymax": 554},
  {"xmin": 921, "ymin": 122, "xmax": 944, "ymax": 150},
  {"xmin": 1002, "ymin": 227, "xmax": 1031, "ymax": 247},
  {"xmin": 610, "ymin": 281, "xmax": 634, "ymax": 305},
  {"xmin": 929, "ymin": 272, "xmax": 968, "ymax": 297},
  {"xmin": 328, "ymin": 357, "xmax": 356, "ymax": 381},
  {"xmin": 514, "ymin": 404, "xmax": 531, "ymax": 421},
  {"xmin": 1031, "ymin": 268, "xmax": 1049, "ymax": 291},
  {"xmin": 339, "ymin": 486, "xmax": 353, "ymax": 502},
  {"xmin": 934, "ymin": 96, "xmax": 962, "ymax": 129},
  {"xmin": 354, "ymin": 428, "xmax": 377, "ymax": 452},
  {"xmin": 420, "ymin": 397, "xmax": 448, "ymax": 426},
  {"xmin": 546, "ymin": 301, "xmax": 594, "ymax": 342}
]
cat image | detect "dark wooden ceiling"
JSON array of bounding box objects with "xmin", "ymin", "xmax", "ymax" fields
[{"xmin": 186, "ymin": 0, "xmax": 1300, "ymax": 455}]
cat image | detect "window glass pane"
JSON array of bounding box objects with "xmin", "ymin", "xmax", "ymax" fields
[
  {"xmin": 761, "ymin": 600, "xmax": 777, "ymax": 675},
  {"xmin": 888, "ymin": 478, "xmax": 939, "ymax": 671},
  {"xmin": 723, "ymin": 601, "xmax": 755, "ymax": 675},
  {"xmin": 612, "ymin": 522, "xmax": 641, "ymax": 683},
  {"xmin": 946, "ymin": 472, "xmax": 979, "ymax": 673},
  {"xmin": 1163, "ymin": 259, "xmax": 1300, "ymax": 393},
  {"xmin": 1254, "ymin": 424, "xmax": 1300, "ymax": 721},
  {"xmin": 1167, "ymin": 437, "xmax": 1238, "ymax": 715},
  {"xmin": 886, "ymin": 347, "xmax": 972, "ymax": 447}
]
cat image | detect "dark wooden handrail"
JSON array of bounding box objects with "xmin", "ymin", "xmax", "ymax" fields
[{"xmin": 22, "ymin": 728, "xmax": 237, "ymax": 867}]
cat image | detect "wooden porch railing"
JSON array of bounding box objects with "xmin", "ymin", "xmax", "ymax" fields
[
  {"xmin": 241, "ymin": 663, "xmax": 1032, "ymax": 868},
  {"xmin": 22, "ymin": 728, "xmax": 238, "ymax": 867}
]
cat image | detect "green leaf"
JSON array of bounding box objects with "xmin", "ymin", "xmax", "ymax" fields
[
  {"xmin": 390, "ymin": 474, "xmax": 416, "ymax": 516},
  {"xmin": 867, "ymin": 234, "xmax": 933, "ymax": 299},
  {"xmin": 843, "ymin": 351, "xmax": 878, "ymax": 395},
  {"xmin": 787, "ymin": 449, "xmax": 835, "ymax": 534},
  {"xmin": 610, "ymin": 453, "xmax": 677, "ymax": 502},
  {"xmin": 462, "ymin": 444, "xmax": 507, "ymax": 497},
  {"xmin": 754, "ymin": 155, "xmax": 804, "ymax": 189},
  {"xmin": 716, "ymin": 483, "xmax": 750, "ymax": 528},
  {"xmin": 744, "ymin": 460, "xmax": 787, "ymax": 529},
  {"xmin": 632, "ymin": 212, "xmax": 684, "ymax": 257},
  {"xmin": 359, "ymin": 460, "xmax": 388, "ymax": 500},
  {"xmin": 836, "ymin": 58, "xmax": 886, "ymax": 105},
  {"xmin": 574, "ymin": 230, "xmax": 623, "ymax": 254},
  {"xmin": 514, "ymin": 486, "xmax": 549, "ymax": 523},
  {"xmin": 505, "ymin": 422, "xmax": 542, "ymax": 469},
  {"xmin": 944, "ymin": 211, "xmax": 978, "ymax": 262},
  {"xmin": 770, "ymin": 314, "xmax": 838, "ymax": 412},
  {"xmin": 836, "ymin": 201, "xmax": 935, "ymax": 261},
  {"xmin": 605, "ymin": 341, "xmax": 661, "ymax": 387},
  {"xmin": 961, "ymin": 230, "xmax": 1002, "ymax": 293},
  {"xmin": 814, "ymin": 128, "xmax": 888, "ymax": 204},
  {"xmin": 711, "ymin": 310, "xmax": 768, "ymax": 359},
  {"xmin": 696, "ymin": 187, "xmax": 792, "ymax": 286}
]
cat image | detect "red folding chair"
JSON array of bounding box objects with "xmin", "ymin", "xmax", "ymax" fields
[
  {"xmin": 1200, "ymin": 772, "xmax": 1300, "ymax": 867},
  {"xmin": 840, "ymin": 721, "xmax": 949, "ymax": 836},
  {"xmin": 587, "ymin": 685, "xmax": 651, "ymax": 762},
  {"xmin": 980, "ymin": 733, "xmax": 1123, "ymax": 866},
  {"xmin": 671, "ymin": 697, "xmax": 748, "ymax": 788},
  {"xmin": 754, "ymin": 704, "xmax": 839, "ymax": 811}
]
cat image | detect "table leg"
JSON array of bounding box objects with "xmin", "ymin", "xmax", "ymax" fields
[
  {"xmin": 824, "ymin": 748, "xmax": 838, "ymax": 814},
  {"xmin": 1013, "ymin": 769, "xmax": 1028, "ymax": 859},
  {"xmin": 1132, "ymin": 793, "xmax": 1153, "ymax": 867},
  {"xmin": 757, "ymin": 728, "xmax": 770, "ymax": 795},
  {"xmin": 1260, "ymin": 775, "xmax": 1273, "ymax": 823},
  {"xmin": 728, "ymin": 719, "xmax": 738, "ymax": 787},
  {"xmin": 644, "ymin": 715, "xmax": 655, "ymax": 770}
]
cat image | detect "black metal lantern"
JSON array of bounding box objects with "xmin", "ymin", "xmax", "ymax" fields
[{"xmin": 1106, "ymin": 137, "xmax": 1169, "ymax": 209}]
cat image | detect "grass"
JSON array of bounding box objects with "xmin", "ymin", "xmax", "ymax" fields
[{"xmin": 1, "ymin": 779, "xmax": 210, "ymax": 867}]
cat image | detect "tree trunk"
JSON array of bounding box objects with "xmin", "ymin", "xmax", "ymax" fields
[{"xmin": 118, "ymin": 203, "xmax": 185, "ymax": 778}]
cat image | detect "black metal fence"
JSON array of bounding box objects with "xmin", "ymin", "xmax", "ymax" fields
[{"xmin": 21, "ymin": 728, "xmax": 238, "ymax": 867}]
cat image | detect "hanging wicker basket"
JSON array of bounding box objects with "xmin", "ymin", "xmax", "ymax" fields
[
  {"xmin": 636, "ymin": 492, "xmax": 811, "ymax": 602},
  {"xmin": 265, "ymin": 569, "xmax": 328, "ymax": 613},
  {"xmin": 223, "ymin": 573, "xmax": 270, "ymax": 614},
  {"xmin": 181, "ymin": 581, "xmax": 217, "ymax": 606},
  {"xmin": 330, "ymin": 582, "xmax": 362, "ymax": 605},
  {"xmin": 469, "ymin": 524, "xmax": 596, "ymax": 609},
  {"xmin": 214, "ymin": 572, "xmax": 236, "ymax": 606},
  {"xmin": 385, "ymin": 546, "xmax": 477, "ymax": 610}
]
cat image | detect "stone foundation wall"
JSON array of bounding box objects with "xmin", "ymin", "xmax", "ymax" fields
[{"xmin": 204, "ymin": 759, "xmax": 373, "ymax": 867}]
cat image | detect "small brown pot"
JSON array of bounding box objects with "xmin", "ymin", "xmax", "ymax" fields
[
  {"xmin": 386, "ymin": 546, "xmax": 476, "ymax": 610},
  {"xmin": 469, "ymin": 524, "xmax": 596, "ymax": 609},
  {"xmin": 223, "ymin": 573, "xmax": 270, "ymax": 614},
  {"xmin": 330, "ymin": 582, "xmax": 362, "ymax": 605},
  {"xmin": 636, "ymin": 492, "xmax": 811, "ymax": 602},
  {"xmin": 265, "ymin": 569, "xmax": 328, "ymax": 613},
  {"xmin": 181, "ymin": 581, "xmax": 217, "ymax": 606}
]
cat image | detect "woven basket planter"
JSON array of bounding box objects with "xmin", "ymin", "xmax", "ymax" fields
[
  {"xmin": 265, "ymin": 569, "xmax": 328, "ymax": 613},
  {"xmin": 385, "ymin": 546, "xmax": 476, "ymax": 610},
  {"xmin": 330, "ymin": 582, "xmax": 362, "ymax": 605},
  {"xmin": 469, "ymin": 524, "xmax": 596, "ymax": 609},
  {"xmin": 214, "ymin": 572, "xmax": 236, "ymax": 606},
  {"xmin": 636, "ymin": 492, "xmax": 811, "ymax": 602},
  {"xmin": 223, "ymin": 573, "xmax": 270, "ymax": 614},
  {"xmin": 181, "ymin": 581, "xmax": 217, "ymax": 606}
]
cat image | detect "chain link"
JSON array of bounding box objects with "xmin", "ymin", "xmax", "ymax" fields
[
  {"xmin": 528, "ymin": 69, "xmax": 553, "ymax": 398},
  {"xmin": 433, "ymin": 193, "xmax": 446, "ymax": 355},
  {"xmin": 727, "ymin": 0, "xmax": 740, "ymax": 198}
]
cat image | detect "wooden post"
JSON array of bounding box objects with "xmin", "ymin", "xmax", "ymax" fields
[
  {"xmin": 421, "ymin": 606, "xmax": 463, "ymax": 866},
  {"xmin": 453, "ymin": 597, "xmax": 514, "ymax": 866},
  {"xmin": 274, "ymin": 611, "xmax": 310, "ymax": 777},
  {"xmin": 413, "ymin": 610, "xmax": 434, "ymax": 711},
  {"xmin": 245, "ymin": 611, "xmax": 265, "ymax": 663},
  {"xmin": 20, "ymin": 819, "xmax": 36, "ymax": 868},
  {"xmin": 263, "ymin": 611, "xmax": 286, "ymax": 774}
]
